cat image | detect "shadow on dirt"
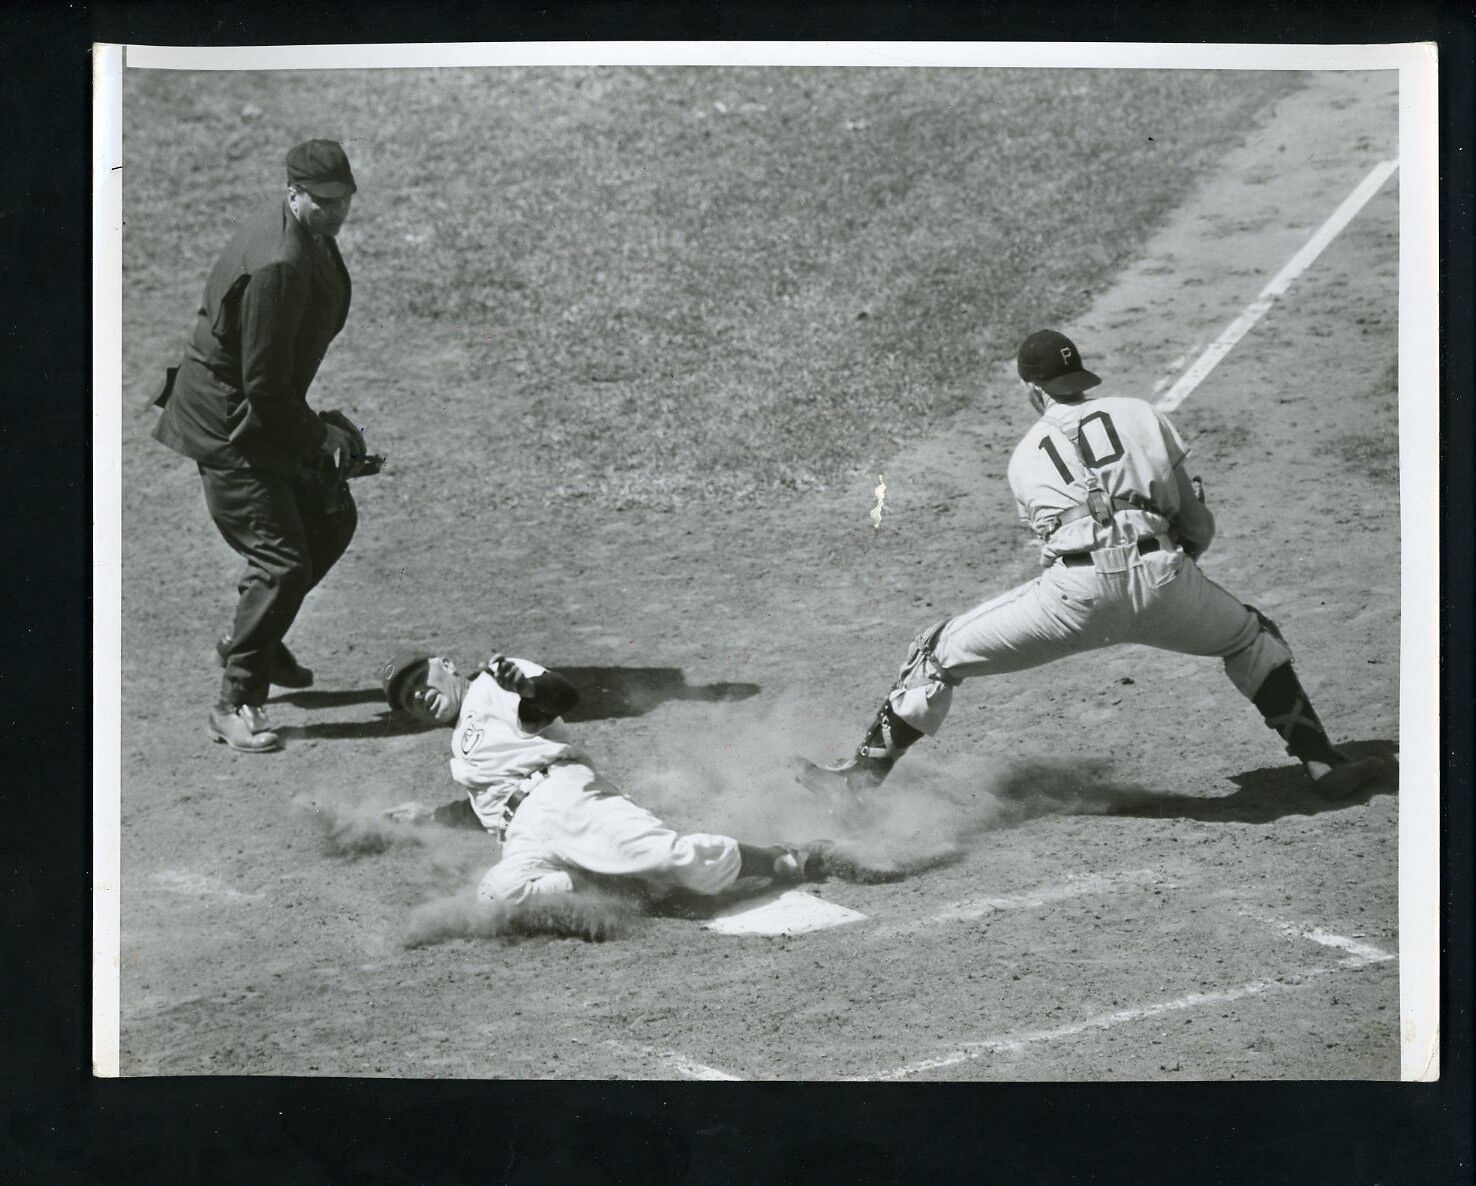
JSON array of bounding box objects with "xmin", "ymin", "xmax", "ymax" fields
[
  {"xmin": 554, "ymin": 666, "xmax": 760, "ymax": 723},
  {"xmin": 272, "ymin": 669, "xmax": 757, "ymax": 729},
  {"xmin": 987, "ymin": 741, "xmax": 1398, "ymax": 826},
  {"xmin": 638, "ymin": 876, "xmax": 853, "ymax": 922},
  {"xmin": 277, "ymin": 711, "xmax": 441, "ymax": 741},
  {"xmin": 271, "ymin": 687, "xmax": 387, "ymax": 709}
]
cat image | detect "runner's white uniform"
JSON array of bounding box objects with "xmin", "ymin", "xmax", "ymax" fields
[
  {"xmin": 887, "ymin": 394, "xmax": 1293, "ymax": 735},
  {"xmin": 450, "ymin": 658, "xmax": 741, "ymax": 904}
]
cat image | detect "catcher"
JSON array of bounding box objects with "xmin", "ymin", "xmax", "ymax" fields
[
  {"xmin": 799, "ymin": 329, "xmax": 1389, "ymax": 803},
  {"xmin": 380, "ymin": 649, "xmax": 835, "ymax": 904}
]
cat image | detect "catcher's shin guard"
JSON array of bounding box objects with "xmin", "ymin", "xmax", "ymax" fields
[
  {"xmin": 797, "ymin": 617, "xmax": 948, "ymax": 801},
  {"xmin": 1252, "ymin": 662, "xmax": 1342, "ymax": 768},
  {"xmin": 796, "ymin": 700, "xmax": 923, "ymax": 797}
]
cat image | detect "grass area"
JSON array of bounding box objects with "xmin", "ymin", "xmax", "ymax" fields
[{"xmin": 124, "ymin": 67, "xmax": 1300, "ymax": 507}]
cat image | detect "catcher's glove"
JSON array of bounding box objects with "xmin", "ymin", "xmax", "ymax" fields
[{"xmin": 1171, "ymin": 475, "xmax": 1207, "ymax": 557}]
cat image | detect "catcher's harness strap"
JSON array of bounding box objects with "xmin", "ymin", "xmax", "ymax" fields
[
  {"xmin": 1038, "ymin": 412, "xmax": 1167, "ymax": 542},
  {"xmin": 1042, "ymin": 491, "xmax": 1166, "ymax": 539}
]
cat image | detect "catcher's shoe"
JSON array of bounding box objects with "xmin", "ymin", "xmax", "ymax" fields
[
  {"xmin": 799, "ymin": 840, "xmax": 839, "ymax": 881},
  {"xmin": 793, "ymin": 753, "xmax": 892, "ymax": 801},
  {"xmin": 216, "ymin": 636, "xmax": 315, "ymax": 690},
  {"xmin": 384, "ymin": 801, "xmax": 436, "ymax": 826},
  {"xmin": 207, "ymin": 704, "xmax": 281, "ymax": 753},
  {"xmin": 1307, "ymin": 753, "xmax": 1390, "ymax": 802}
]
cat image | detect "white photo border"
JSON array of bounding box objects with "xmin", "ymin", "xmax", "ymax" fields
[{"xmin": 93, "ymin": 39, "xmax": 1439, "ymax": 1081}]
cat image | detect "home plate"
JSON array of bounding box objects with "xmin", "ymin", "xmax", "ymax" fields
[{"xmin": 704, "ymin": 890, "xmax": 868, "ymax": 936}]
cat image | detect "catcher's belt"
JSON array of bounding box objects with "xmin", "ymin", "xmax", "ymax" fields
[{"xmin": 1058, "ymin": 536, "xmax": 1165, "ymax": 568}]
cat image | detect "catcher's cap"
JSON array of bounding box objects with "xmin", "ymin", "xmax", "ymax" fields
[
  {"xmin": 381, "ymin": 650, "xmax": 432, "ymax": 710},
  {"xmin": 1017, "ymin": 329, "xmax": 1101, "ymax": 397},
  {"xmin": 286, "ymin": 139, "xmax": 357, "ymax": 199}
]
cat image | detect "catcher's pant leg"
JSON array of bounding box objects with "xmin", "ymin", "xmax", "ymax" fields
[
  {"xmin": 1125, "ymin": 551, "xmax": 1291, "ymax": 696},
  {"xmin": 198, "ymin": 464, "xmax": 315, "ymax": 707},
  {"xmin": 888, "ymin": 567, "xmax": 1120, "ymax": 736},
  {"xmin": 531, "ymin": 763, "xmax": 742, "ymax": 896}
]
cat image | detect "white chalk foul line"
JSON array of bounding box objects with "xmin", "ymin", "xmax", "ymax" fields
[
  {"xmin": 861, "ymin": 912, "xmax": 1392, "ymax": 1081},
  {"xmin": 862, "ymin": 952, "xmax": 1388, "ymax": 1082},
  {"xmin": 1155, "ymin": 157, "xmax": 1399, "ymax": 412},
  {"xmin": 870, "ymin": 868, "xmax": 1173, "ymax": 939}
]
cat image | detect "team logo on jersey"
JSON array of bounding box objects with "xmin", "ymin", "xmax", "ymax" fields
[{"xmin": 458, "ymin": 726, "xmax": 483, "ymax": 756}]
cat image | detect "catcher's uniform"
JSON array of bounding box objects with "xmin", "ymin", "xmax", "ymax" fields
[
  {"xmin": 450, "ymin": 658, "xmax": 741, "ymax": 905},
  {"xmin": 887, "ymin": 395, "xmax": 1291, "ymax": 736},
  {"xmin": 803, "ymin": 329, "xmax": 1381, "ymax": 803}
]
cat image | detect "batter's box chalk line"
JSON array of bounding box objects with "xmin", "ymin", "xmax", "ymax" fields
[
  {"xmin": 603, "ymin": 1040, "xmax": 743, "ymax": 1081},
  {"xmin": 1253, "ymin": 912, "xmax": 1396, "ymax": 966},
  {"xmin": 869, "ymin": 867, "xmax": 1177, "ymax": 939}
]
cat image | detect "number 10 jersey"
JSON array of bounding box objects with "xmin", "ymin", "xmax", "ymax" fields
[{"xmin": 1005, "ymin": 394, "xmax": 1191, "ymax": 563}]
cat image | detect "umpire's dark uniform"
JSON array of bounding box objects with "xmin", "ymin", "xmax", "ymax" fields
[{"xmin": 153, "ymin": 141, "xmax": 359, "ymax": 747}]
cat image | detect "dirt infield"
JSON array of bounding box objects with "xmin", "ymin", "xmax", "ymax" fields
[{"xmin": 115, "ymin": 68, "xmax": 1399, "ymax": 1079}]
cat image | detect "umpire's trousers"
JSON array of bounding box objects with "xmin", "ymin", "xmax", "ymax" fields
[{"xmin": 198, "ymin": 463, "xmax": 357, "ymax": 708}]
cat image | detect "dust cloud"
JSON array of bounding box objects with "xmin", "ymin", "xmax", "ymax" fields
[
  {"xmin": 404, "ymin": 886, "xmax": 639, "ymax": 947},
  {"xmin": 302, "ymin": 706, "xmax": 1144, "ymax": 944},
  {"xmin": 296, "ymin": 796, "xmax": 430, "ymax": 858},
  {"xmin": 621, "ymin": 695, "xmax": 1143, "ymax": 880}
]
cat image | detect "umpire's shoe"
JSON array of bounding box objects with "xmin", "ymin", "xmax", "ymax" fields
[
  {"xmin": 216, "ymin": 636, "xmax": 315, "ymax": 690},
  {"xmin": 208, "ymin": 704, "xmax": 281, "ymax": 753},
  {"xmin": 1308, "ymin": 753, "xmax": 1391, "ymax": 802}
]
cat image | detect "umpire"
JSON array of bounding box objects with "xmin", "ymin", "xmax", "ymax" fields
[{"xmin": 151, "ymin": 139, "xmax": 370, "ymax": 753}]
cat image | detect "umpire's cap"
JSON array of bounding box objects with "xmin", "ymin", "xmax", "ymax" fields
[
  {"xmin": 286, "ymin": 139, "xmax": 357, "ymax": 199},
  {"xmin": 1017, "ymin": 329, "xmax": 1101, "ymax": 397},
  {"xmin": 381, "ymin": 650, "xmax": 432, "ymax": 710}
]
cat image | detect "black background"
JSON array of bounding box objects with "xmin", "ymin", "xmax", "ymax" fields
[{"xmin": 2, "ymin": 2, "xmax": 1470, "ymax": 1182}]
